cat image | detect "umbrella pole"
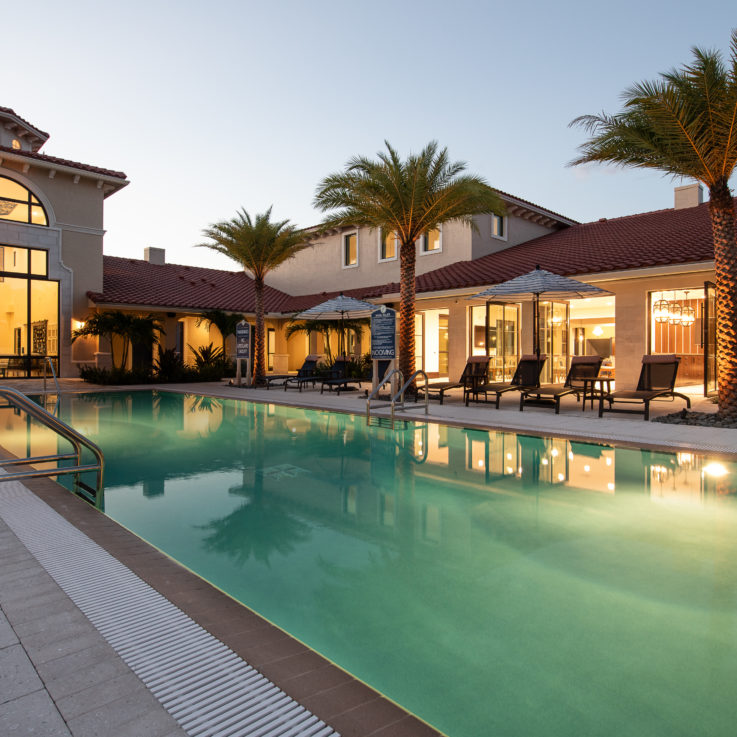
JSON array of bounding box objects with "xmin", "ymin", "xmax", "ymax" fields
[{"xmin": 534, "ymin": 293, "xmax": 540, "ymax": 361}]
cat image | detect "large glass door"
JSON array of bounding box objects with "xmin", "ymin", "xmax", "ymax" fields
[
  {"xmin": 486, "ymin": 302, "xmax": 519, "ymax": 381},
  {"xmin": 539, "ymin": 302, "xmax": 569, "ymax": 383},
  {"xmin": 0, "ymin": 245, "xmax": 58, "ymax": 378},
  {"xmin": 703, "ymin": 281, "xmax": 717, "ymax": 396}
]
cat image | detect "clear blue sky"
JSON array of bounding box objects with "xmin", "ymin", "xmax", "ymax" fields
[{"xmin": 6, "ymin": 0, "xmax": 736, "ymax": 271}]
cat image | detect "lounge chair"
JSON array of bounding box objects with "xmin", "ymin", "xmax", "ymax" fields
[
  {"xmin": 466, "ymin": 354, "xmax": 547, "ymax": 408},
  {"xmin": 415, "ymin": 356, "xmax": 490, "ymax": 405},
  {"xmin": 519, "ymin": 355, "xmax": 603, "ymax": 414},
  {"xmin": 282, "ymin": 355, "xmax": 323, "ymax": 392},
  {"xmin": 264, "ymin": 355, "xmax": 320, "ymax": 390},
  {"xmin": 320, "ymin": 357, "xmax": 370, "ymax": 395},
  {"xmin": 598, "ymin": 354, "xmax": 691, "ymax": 421}
]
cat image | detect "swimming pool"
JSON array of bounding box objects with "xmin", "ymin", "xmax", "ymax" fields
[{"xmin": 11, "ymin": 390, "xmax": 737, "ymax": 737}]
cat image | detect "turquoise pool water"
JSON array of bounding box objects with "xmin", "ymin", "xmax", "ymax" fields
[{"xmin": 24, "ymin": 390, "xmax": 737, "ymax": 736}]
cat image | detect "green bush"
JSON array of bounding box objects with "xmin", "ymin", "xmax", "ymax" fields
[{"xmin": 78, "ymin": 365, "xmax": 154, "ymax": 385}]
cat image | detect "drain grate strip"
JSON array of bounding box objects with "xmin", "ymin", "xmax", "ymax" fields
[{"xmin": 0, "ymin": 482, "xmax": 340, "ymax": 737}]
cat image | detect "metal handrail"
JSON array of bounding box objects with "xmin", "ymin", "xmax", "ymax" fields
[
  {"xmin": 366, "ymin": 368, "xmax": 404, "ymax": 425},
  {"xmin": 391, "ymin": 370, "xmax": 429, "ymax": 426},
  {"xmin": 42, "ymin": 356, "xmax": 60, "ymax": 395},
  {"xmin": 0, "ymin": 387, "xmax": 104, "ymax": 508}
]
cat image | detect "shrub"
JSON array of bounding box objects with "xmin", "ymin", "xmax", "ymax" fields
[{"xmin": 78, "ymin": 365, "xmax": 154, "ymax": 385}]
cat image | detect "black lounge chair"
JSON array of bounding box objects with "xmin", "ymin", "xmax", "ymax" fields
[
  {"xmin": 265, "ymin": 355, "xmax": 321, "ymax": 390},
  {"xmin": 415, "ymin": 356, "xmax": 490, "ymax": 405},
  {"xmin": 320, "ymin": 357, "xmax": 370, "ymax": 395},
  {"xmin": 598, "ymin": 354, "xmax": 691, "ymax": 421},
  {"xmin": 519, "ymin": 355, "xmax": 603, "ymax": 414},
  {"xmin": 466, "ymin": 354, "xmax": 547, "ymax": 408},
  {"xmin": 282, "ymin": 355, "xmax": 323, "ymax": 392}
]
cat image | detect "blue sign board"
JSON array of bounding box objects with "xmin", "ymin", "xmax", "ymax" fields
[
  {"xmin": 235, "ymin": 321, "xmax": 251, "ymax": 359},
  {"xmin": 371, "ymin": 307, "xmax": 396, "ymax": 359}
]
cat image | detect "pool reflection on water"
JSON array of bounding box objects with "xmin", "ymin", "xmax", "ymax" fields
[{"xmin": 6, "ymin": 390, "xmax": 737, "ymax": 737}]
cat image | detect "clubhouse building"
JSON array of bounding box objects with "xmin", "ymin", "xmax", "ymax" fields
[{"xmin": 0, "ymin": 107, "xmax": 722, "ymax": 394}]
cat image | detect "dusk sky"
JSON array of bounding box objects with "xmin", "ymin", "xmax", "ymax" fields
[{"xmin": 6, "ymin": 0, "xmax": 736, "ymax": 271}]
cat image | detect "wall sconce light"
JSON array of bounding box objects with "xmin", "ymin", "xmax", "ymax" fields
[
  {"xmin": 72, "ymin": 319, "xmax": 86, "ymax": 331},
  {"xmin": 592, "ymin": 325, "xmax": 604, "ymax": 337}
]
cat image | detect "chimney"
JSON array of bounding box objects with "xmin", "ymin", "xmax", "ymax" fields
[
  {"xmin": 674, "ymin": 183, "xmax": 704, "ymax": 210},
  {"xmin": 144, "ymin": 247, "xmax": 166, "ymax": 265}
]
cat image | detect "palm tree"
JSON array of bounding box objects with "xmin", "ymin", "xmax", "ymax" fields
[
  {"xmin": 314, "ymin": 141, "xmax": 504, "ymax": 383},
  {"xmin": 195, "ymin": 309, "xmax": 244, "ymax": 356},
  {"xmin": 569, "ymin": 32, "xmax": 737, "ymax": 418},
  {"xmin": 285, "ymin": 317, "xmax": 367, "ymax": 364},
  {"xmin": 72, "ymin": 311, "xmax": 163, "ymax": 370},
  {"xmin": 199, "ymin": 208, "xmax": 309, "ymax": 385}
]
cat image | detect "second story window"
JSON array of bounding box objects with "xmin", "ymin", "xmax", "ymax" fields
[
  {"xmin": 343, "ymin": 232, "xmax": 358, "ymax": 267},
  {"xmin": 0, "ymin": 176, "xmax": 48, "ymax": 226},
  {"xmin": 379, "ymin": 229, "xmax": 398, "ymax": 261},
  {"xmin": 491, "ymin": 213, "xmax": 506, "ymax": 239},
  {"xmin": 420, "ymin": 227, "xmax": 442, "ymax": 254}
]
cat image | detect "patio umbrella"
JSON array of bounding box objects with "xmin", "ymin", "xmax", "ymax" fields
[
  {"xmin": 295, "ymin": 293, "xmax": 375, "ymax": 356},
  {"xmin": 469, "ymin": 266, "xmax": 612, "ymax": 360}
]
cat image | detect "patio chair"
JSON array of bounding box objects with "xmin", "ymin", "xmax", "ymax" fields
[
  {"xmin": 265, "ymin": 355, "xmax": 320, "ymax": 390},
  {"xmin": 519, "ymin": 355, "xmax": 603, "ymax": 414},
  {"xmin": 282, "ymin": 355, "xmax": 323, "ymax": 392},
  {"xmin": 466, "ymin": 354, "xmax": 547, "ymax": 408},
  {"xmin": 598, "ymin": 354, "xmax": 691, "ymax": 421},
  {"xmin": 320, "ymin": 357, "xmax": 370, "ymax": 395},
  {"xmin": 415, "ymin": 356, "xmax": 490, "ymax": 405}
]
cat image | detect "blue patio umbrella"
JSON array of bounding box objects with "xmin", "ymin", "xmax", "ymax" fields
[
  {"xmin": 295, "ymin": 293, "xmax": 375, "ymax": 356},
  {"xmin": 469, "ymin": 266, "xmax": 612, "ymax": 360}
]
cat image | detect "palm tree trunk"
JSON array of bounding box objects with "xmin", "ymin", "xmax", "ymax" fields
[
  {"xmin": 399, "ymin": 240, "xmax": 416, "ymax": 384},
  {"xmin": 708, "ymin": 181, "xmax": 737, "ymax": 419},
  {"xmin": 254, "ymin": 275, "xmax": 266, "ymax": 386}
]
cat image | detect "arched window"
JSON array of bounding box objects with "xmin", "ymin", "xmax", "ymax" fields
[{"xmin": 0, "ymin": 175, "xmax": 48, "ymax": 226}]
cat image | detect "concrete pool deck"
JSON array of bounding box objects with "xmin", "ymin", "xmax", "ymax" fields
[{"xmin": 0, "ymin": 377, "xmax": 734, "ymax": 736}]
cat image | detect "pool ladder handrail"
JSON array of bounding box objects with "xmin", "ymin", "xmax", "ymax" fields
[
  {"xmin": 0, "ymin": 386, "xmax": 104, "ymax": 508},
  {"xmin": 366, "ymin": 369, "xmax": 403, "ymax": 427},
  {"xmin": 42, "ymin": 355, "xmax": 60, "ymax": 395},
  {"xmin": 391, "ymin": 370, "xmax": 429, "ymax": 426}
]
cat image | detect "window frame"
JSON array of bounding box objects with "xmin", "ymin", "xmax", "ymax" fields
[
  {"xmin": 342, "ymin": 231, "xmax": 359, "ymax": 269},
  {"xmin": 377, "ymin": 228, "xmax": 399, "ymax": 263},
  {"xmin": 491, "ymin": 213, "xmax": 507, "ymax": 241},
  {"xmin": 419, "ymin": 225, "xmax": 443, "ymax": 256},
  {"xmin": 0, "ymin": 175, "xmax": 49, "ymax": 227}
]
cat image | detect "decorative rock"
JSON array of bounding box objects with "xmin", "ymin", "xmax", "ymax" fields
[{"xmin": 653, "ymin": 409, "xmax": 737, "ymax": 428}]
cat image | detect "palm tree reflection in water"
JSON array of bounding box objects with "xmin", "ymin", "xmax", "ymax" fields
[{"xmin": 199, "ymin": 401, "xmax": 311, "ymax": 566}]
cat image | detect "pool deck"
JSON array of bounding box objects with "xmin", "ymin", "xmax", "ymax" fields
[{"xmin": 1, "ymin": 378, "xmax": 735, "ymax": 736}]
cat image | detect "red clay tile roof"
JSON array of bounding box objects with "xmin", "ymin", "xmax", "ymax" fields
[
  {"xmin": 95, "ymin": 200, "xmax": 726, "ymax": 315},
  {"xmin": 277, "ymin": 200, "xmax": 724, "ymax": 311},
  {"xmin": 412, "ymin": 200, "xmax": 723, "ymax": 294},
  {"xmin": 0, "ymin": 106, "xmax": 49, "ymax": 139},
  {"xmin": 0, "ymin": 144, "xmax": 126, "ymax": 179},
  {"xmin": 89, "ymin": 256, "xmax": 292, "ymax": 313}
]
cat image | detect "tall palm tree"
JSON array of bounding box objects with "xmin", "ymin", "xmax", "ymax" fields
[
  {"xmin": 314, "ymin": 141, "xmax": 504, "ymax": 383},
  {"xmin": 199, "ymin": 208, "xmax": 309, "ymax": 385},
  {"xmin": 570, "ymin": 32, "xmax": 737, "ymax": 418}
]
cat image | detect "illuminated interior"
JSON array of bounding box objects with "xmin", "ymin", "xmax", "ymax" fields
[
  {"xmin": 649, "ymin": 288, "xmax": 706, "ymax": 386},
  {"xmin": 0, "ymin": 176, "xmax": 48, "ymax": 226},
  {"xmin": 0, "ymin": 245, "xmax": 58, "ymax": 377}
]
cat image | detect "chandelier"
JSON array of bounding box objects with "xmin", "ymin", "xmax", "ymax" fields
[{"xmin": 653, "ymin": 290, "xmax": 696, "ymax": 327}]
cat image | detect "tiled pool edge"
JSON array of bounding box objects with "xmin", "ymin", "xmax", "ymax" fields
[
  {"xmin": 6, "ymin": 470, "xmax": 444, "ymax": 737},
  {"xmin": 0, "ymin": 479, "xmax": 341, "ymax": 737}
]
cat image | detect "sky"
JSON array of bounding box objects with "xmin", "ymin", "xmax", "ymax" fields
[{"xmin": 5, "ymin": 0, "xmax": 736, "ymax": 271}]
